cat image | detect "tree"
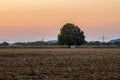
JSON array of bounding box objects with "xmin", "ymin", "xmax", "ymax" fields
[
  {"xmin": 1, "ymin": 42, "xmax": 9, "ymax": 46},
  {"xmin": 58, "ymin": 23, "xmax": 85, "ymax": 47}
]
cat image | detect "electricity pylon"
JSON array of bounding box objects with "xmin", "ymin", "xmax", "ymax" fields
[{"xmin": 99, "ymin": 35, "xmax": 108, "ymax": 44}]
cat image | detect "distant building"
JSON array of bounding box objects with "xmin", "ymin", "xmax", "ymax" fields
[{"xmin": 70, "ymin": 45, "xmax": 76, "ymax": 48}]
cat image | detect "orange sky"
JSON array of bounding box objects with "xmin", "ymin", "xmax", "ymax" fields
[{"xmin": 0, "ymin": 0, "xmax": 120, "ymax": 42}]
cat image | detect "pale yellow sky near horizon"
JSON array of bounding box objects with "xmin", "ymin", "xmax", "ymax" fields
[{"xmin": 0, "ymin": 0, "xmax": 120, "ymax": 42}]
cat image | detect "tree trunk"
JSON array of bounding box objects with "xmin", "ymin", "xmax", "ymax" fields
[{"xmin": 68, "ymin": 45, "xmax": 71, "ymax": 48}]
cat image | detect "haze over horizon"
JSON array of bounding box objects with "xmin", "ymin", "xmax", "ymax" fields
[{"xmin": 0, "ymin": 0, "xmax": 120, "ymax": 42}]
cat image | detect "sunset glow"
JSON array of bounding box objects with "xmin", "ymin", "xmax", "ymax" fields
[{"xmin": 0, "ymin": 0, "xmax": 120, "ymax": 42}]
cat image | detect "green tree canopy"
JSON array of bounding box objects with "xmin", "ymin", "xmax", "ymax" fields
[{"xmin": 58, "ymin": 23, "xmax": 85, "ymax": 47}]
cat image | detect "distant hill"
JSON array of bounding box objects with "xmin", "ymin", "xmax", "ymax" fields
[
  {"xmin": 46, "ymin": 40, "xmax": 58, "ymax": 45},
  {"xmin": 108, "ymin": 38, "xmax": 120, "ymax": 44}
]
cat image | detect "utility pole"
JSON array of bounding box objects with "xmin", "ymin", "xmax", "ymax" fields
[
  {"xmin": 102, "ymin": 35, "xmax": 105, "ymax": 43},
  {"xmin": 42, "ymin": 38, "xmax": 44, "ymax": 42},
  {"xmin": 42, "ymin": 38, "xmax": 45, "ymax": 45},
  {"xmin": 99, "ymin": 35, "xmax": 107, "ymax": 45}
]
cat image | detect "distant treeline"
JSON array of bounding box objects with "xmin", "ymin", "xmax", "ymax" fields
[
  {"xmin": 0, "ymin": 41, "xmax": 47, "ymax": 46},
  {"xmin": 86, "ymin": 41, "xmax": 120, "ymax": 46},
  {"xmin": 0, "ymin": 40, "xmax": 120, "ymax": 47}
]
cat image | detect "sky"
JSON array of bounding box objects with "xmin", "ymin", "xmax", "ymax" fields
[{"xmin": 0, "ymin": 0, "xmax": 120, "ymax": 42}]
